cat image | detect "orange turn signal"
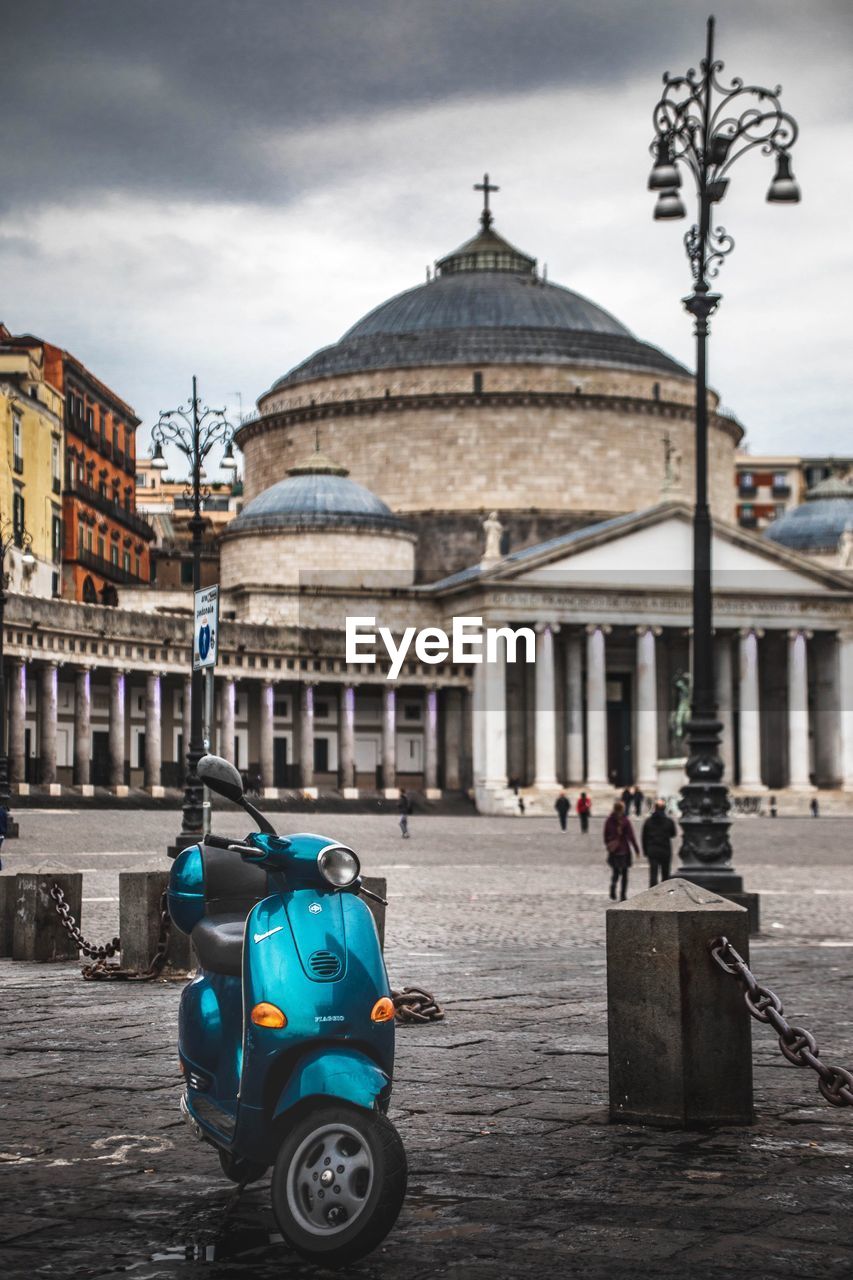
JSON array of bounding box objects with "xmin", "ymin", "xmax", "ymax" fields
[
  {"xmin": 251, "ymin": 1002, "xmax": 287, "ymax": 1029},
  {"xmin": 371, "ymin": 997, "xmax": 395, "ymax": 1023}
]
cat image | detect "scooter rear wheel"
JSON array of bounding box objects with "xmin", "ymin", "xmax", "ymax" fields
[{"xmin": 271, "ymin": 1102, "xmax": 406, "ymax": 1267}]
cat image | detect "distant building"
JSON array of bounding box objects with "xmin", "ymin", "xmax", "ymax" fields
[
  {"xmin": 135, "ymin": 456, "xmax": 242, "ymax": 593},
  {"xmin": 42, "ymin": 341, "xmax": 153, "ymax": 603},
  {"xmin": 0, "ymin": 324, "xmax": 64, "ymax": 597},
  {"xmin": 735, "ymin": 453, "xmax": 853, "ymax": 532}
]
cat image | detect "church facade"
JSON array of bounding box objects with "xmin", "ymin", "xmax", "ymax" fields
[{"xmin": 8, "ymin": 200, "xmax": 853, "ymax": 809}]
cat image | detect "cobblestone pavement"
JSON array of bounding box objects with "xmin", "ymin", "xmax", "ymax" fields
[{"xmin": 1, "ymin": 810, "xmax": 852, "ymax": 1278}]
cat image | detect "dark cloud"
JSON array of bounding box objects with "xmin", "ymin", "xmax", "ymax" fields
[{"xmin": 5, "ymin": 0, "xmax": 846, "ymax": 212}]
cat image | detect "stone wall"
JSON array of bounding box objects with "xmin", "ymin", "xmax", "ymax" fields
[
  {"xmin": 239, "ymin": 395, "xmax": 738, "ymax": 523},
  {"xmin": 220, "ymin": 526, "xmax": 416, "ymax": 597}
]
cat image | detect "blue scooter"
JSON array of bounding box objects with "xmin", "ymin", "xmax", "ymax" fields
[{"xmin": 168, "ymin": 754, "xmax": 407, "ymax": 1267}]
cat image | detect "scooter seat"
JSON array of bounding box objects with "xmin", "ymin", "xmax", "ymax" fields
[{"xmin": 191, "ymin": 914, "xmax": 246, "ymax": 977}]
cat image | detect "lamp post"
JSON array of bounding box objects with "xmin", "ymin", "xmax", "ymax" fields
[
  {"xmin": 648, "ymin": 15, "xmax": 800, "ymax": 892},
  {"xmin": 0, "ymin": 518, "xmax": 35, "ymax": 836},
  {"xmin": 151, "ymin": 377, "xmax": 237, "ymax": 857}
]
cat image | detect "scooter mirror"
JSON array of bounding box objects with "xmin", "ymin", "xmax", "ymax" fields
[{"xmin": 197, "ymin": 754, "xmax": 244, "ymax": 803}]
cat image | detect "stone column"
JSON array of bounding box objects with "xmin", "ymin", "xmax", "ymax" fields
[
  {"xmin": 482, "ymin": 636, "xmax": 507, "ymax": 789},
  {"xmin": 585, "ymin": 625, "xmax": 610, "ymax": 786},
  {"xmin": 108, "ymin": 669, "xmax": 126, "ymax": 790},
  {"xmin": 840, "ymin": 631, "xmax": 853, "ymax": 792},
  {"xmin": 714, "ymin": 633, "xmax": 734, "ymax": 786},
  {"xmin": 9, "ymin": 659, "xmax": 26, "ymax": 784},
  {"xmin": 339, "ymin": 684, "xmax": 356, "ymax": 792},
  {"xmin": 738, "ymin": 628, "xmax": 764, "ymax": 789},
  {"xmin": 424, "ymin": 686, "xmax": 439, "ymax": 794},
  {"xmin": 442, "ymin": 687, "xmax": 462, "ymax": 790},
  {"xmin": 787, "ymin": 630, "xmax": 814, "ymax": 791},
  {"xmin": 221, "ymin": 677, "xmax": 236, "ymax": 764},
  {"xmin": 182, "ymin": 673, "xmax": 192, "ymax": 768},
  {"xmin": 565, "ymin": 633, "xmax": 584, "ymax": 784},
  {"xmin": 301, "ymin": 683, "xmax": 315, "ymax": 789},
  {"xmin": 381, "ymin": 685, "xmax": 396, "ymax": 792},
  {"xmin": 259, "ymin": 680, "xmax": 274, "ymax": 791},
  {"xmin": 144, "ymin": 671, "xmax": 162, "ymax": 792},
  {"xmin": 73, "ymin": 667, "xmax": 92, "ymax": 787},
  {"xmin": 635, "ymin": 626, "xmax": 660, "ymax": 790},
  {"xmin": 38, "ymin": 662, "xmax": 58, "ymax": 786},
  {"xmin": 533, "ymin": 624, "xmax": 558, "ymax": 788}
]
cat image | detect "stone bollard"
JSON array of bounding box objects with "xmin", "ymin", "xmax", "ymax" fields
[
  {"xmin": 0, "ymin": 876, "xmax": 16, "ymax": 956},
  {"xmin": 119, "ymin": 871, "xmax": 193, "ymax": 974},
  {"xmin": 362, "ymin": 877, "xmax": 387, "ymax": 951},
  {"xmin": 607, "ymin": 878, "xmax": 753, "ymax": 1128},
  {"xmin": 12, "ymin": 873, "xmax": 83, "ymax": 962}
]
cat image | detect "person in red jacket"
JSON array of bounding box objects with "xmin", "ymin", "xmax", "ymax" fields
[
  {"xmin": 603, "ymin": 800, "xmax": 640, "ymax": 901},
  {"xmin": 576, "ymin": 791, "xmax": 592, "ymax": 835}
]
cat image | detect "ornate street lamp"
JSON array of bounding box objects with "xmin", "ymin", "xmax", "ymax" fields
[
  {"xmin": 0, "ymin": 517, "xmax": 35, "ymax": 836},
  {"xmin": 649, "ymin": 15, "xmax": 800, "ymax": 893},
  {"xmin": 151, "ymin": 376, "xmax": 237, "ymax": 857}
]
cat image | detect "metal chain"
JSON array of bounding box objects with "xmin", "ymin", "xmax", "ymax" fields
[
  {"xmin": 49, "ymin": 883, "xmax": 120, "ymax": 960},
  {"xmin": 710, "ymin": 936, "xmax": 853, "ymax": 1108},
  {"xmin": 50, "ymin": 882, "xmax": 173, "ymax": 982},
  {"xmin": 392, "ymin": 986, "xmax": 444, "ymax": 1025}
]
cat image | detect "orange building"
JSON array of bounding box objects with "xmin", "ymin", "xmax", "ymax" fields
[{"xmin": 40, "ymin": 344, "xmax": 153, "ymax": 602}]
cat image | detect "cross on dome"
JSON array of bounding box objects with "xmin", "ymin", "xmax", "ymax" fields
[{"xmin": 474, "ymin": 173, "xmax": 499, "ymax": 229}]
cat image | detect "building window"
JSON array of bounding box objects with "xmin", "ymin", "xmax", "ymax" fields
[
  {"xmin": 181, "ymin": 560, "xmax": 193, "ymax": 585},
  {"xmin": 51, "ymin": 515, "xmax": 62, "ymax": 563},
  {"xmin": 12, "ymin": 491, "xmax": 25, "ymax": 545},
  {"xmin": 111, "ymin": 543, "xmax": 119, "ymax": 566},
  {"xmin": 274, "ymin": 698, "xmax": 290, "ymax": 718},
  {"xmin": 473, "ymin": 371, "xmax": 483, "ymax": 394},
  {"xmin": 97, "ymin": 535, "xmax": 105, "ymax": 559},
  {"xmin": 51, "ymin": 437, "xmax": 61, "ymax": 493},
  {"xmin": 403, "ymin": 703, "xmax": 422, "ymax": 721},
  {"xmin": 135, "ymin": 555, "xmax": 141, "ymax": 578},
  {"xmin": 78, "ymin": 522, "xmax": 85, "ymax": 556},
  {"xmin": 12, "ymin": 414, "xmax": 23, "ymax": 472},
  {"xmin": 123, "ymin": 551, "xmax": 131, "ymax": 572}
]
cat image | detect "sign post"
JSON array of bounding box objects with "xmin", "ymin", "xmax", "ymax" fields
[{"xmin": 194, "ymin": 586, "xmax": 219, "ymax": 836}]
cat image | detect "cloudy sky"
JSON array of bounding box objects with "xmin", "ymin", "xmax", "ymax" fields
[{"xmin": 4, "ymin": 0, "xmax": 852, "ymax": 472}]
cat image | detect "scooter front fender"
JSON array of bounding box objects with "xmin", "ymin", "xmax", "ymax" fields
[{"xmin": 273, "ymin": 1046, "xmax": 391, "ymax": 1120}]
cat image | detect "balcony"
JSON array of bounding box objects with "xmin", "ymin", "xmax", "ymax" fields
[
  {"xmin": 77, "ymin": 545, "xmax": 149, "ymax": 585},
  {"xmin": 65, "ymin": 477, "xmax": 155, "ymax": 541},
  {"xmin": 738, "ymin": 482, "xmax": 757, "ymax": 498},
  {"xmin": 771, "ymin": 483, "xmax": 791, "ymax": 498},
  {"xmin": 739, "ymin": 513, "xmax": 758, "ymax": 529}
]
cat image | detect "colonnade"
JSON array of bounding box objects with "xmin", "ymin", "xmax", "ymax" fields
[{"xmin": 473, "ymin": 624, "xmax": 853, "ymax": 794}]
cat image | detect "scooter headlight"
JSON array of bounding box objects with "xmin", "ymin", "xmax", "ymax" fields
[{"xmin": 317, "ymin": 844, "xmax": 360, "ymax": 888}]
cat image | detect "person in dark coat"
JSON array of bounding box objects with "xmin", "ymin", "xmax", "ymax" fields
[
  {"xmin": 397, "ymin": 789, "xmax": 411, "ymax": 838},
  {"xmin": 576, "ymin": 791, "xmax": 591, "ymax": 834},
  {"xmin": 641, "ymin": 799, "xmax": 677, "ymax": 887},
  {"xmin": 603, "ymin": 800, "xmax": 640, "ymax": 901},
  {"xmin": 633, "ymin": 787, "xmax": 644, "ymax": 817},
  {"xmin": 621, "ymin": 786, "xmax": 633, "ymax": 812},
  {"xmin": 555, "ymin": 790, "xmax": 570, "ymax": 832}
]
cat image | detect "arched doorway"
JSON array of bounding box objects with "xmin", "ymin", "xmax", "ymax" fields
[{"xmin": 82, "ymin": 575, "xmax": 98, "ymax": 604}]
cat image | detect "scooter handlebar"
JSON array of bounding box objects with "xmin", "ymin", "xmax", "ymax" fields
[{"xmin": 204, "ymin": 833, "xmax": 257, "ymax": 855}]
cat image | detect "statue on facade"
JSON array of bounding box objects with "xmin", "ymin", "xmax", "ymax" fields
[
  {"xmin": 661, "ymin": 431, "xmax": 683, "ymax": 495},
  {"xmin": 669, "ymin": 668, "xmax": 692, "ymax": 752},
  {"xmin": 838, "ymin": 520, "xmax": 853, "ymax": 569},
  {"xmin": 481, "ymin": 510, "xmax": 504, "ymax": 564}
]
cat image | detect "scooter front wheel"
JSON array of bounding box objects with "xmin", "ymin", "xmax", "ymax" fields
[{"xmin": 271, "ymin": 1102, "xmax": 407, "ymax": 1267}]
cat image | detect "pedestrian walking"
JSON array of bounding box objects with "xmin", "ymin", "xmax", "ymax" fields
[
  {"xmin": 633, "ymin": 787, "xmax": 644, "ymax": 817},
  {"xmin": 555, "ymin": 790, "xmax": 570, "ymax": 832},
  {"xmin": 397, "ymin": 788, "xmax": 411, "ymax": 839},
  {"xmin": 769, "ymin": 795, "xmax": 778, "ymax": 818},
  {"xmin": 0, "ymin": 805, "xmax": 7, "ymax": 870},
  {"xmin": 518, "ymin": 794, "xmax": 526, "ymax": 816},
  {"xmin": 577, "ymin": 791, "xmax": 591, "ymax": 834},
  {"xmin": 603, "ymin": 800, "xmax": 640, "ymax": 902},
  {"xmin": 621, "ymin": 785, "xmax": 633, "ymax": 812},
  {"xmin": 810, "ymin": 797, "xmax": 820, "ymax": 818},
  {"xmin": 641, "ymin": 799, "xmax": 677, "ymax": 887}
]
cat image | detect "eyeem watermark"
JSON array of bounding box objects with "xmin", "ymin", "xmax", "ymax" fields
[{"xmin": 346, "ymin": 616, "xmax": 536, "ymax": 680}]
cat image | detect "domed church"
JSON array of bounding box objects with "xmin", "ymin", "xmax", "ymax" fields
[
  {"xmin": 214, "ymin": 184, "xmax": 853, "ymax": 811},
  {"xmin": 236, "ymin": 187, "xmax": 741, "ymax": 583}
]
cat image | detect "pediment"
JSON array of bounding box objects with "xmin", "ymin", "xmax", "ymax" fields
[{"xmin": 500, "ymin": 508, "xmax": 846, "ymax": 596}]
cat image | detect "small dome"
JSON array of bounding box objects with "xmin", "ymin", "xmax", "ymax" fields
[
  {"xmin": 765, "ymin": 475, "xmax": 853, "ymax": 554},
  {"xmin": 227, "ymin": 449, "xmax": 403, "ymax": 534}
]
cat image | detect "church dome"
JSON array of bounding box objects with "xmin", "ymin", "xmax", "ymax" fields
[
  {"xmin": 269, "ymin": 214, "xmax": 687, "ymax": 391},
  {"xmin": 228, "ymin": 449, "xmax": 404, "ymax": 534},
  {"xmin": 765, "ymin": 476, "xmax": 853, "ymax": 555}
]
